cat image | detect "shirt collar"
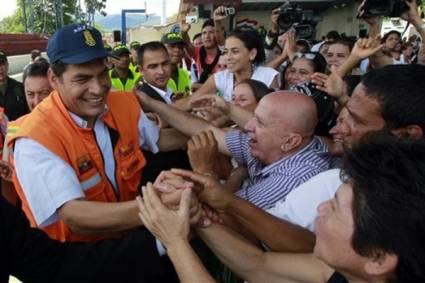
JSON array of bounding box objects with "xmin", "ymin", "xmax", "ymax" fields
[
  {"xmin": 254, "ymin": 137, "xmax": 323, "ymax": 177},
  {"xmin": 68, "ymin": 106, "xmax": 108, "ymax": 129},
  {"xmin": 147, "ymin": 83, "xmax": 173, "ymax": 104}
]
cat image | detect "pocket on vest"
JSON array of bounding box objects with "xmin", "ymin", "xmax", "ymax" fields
[{"xmin": 119, "ymin": 150, "xmax": 145, "ymax": 181}]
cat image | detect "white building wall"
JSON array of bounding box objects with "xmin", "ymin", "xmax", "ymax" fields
[{"xmin": 315, "ymin": 2, "xmax": 365, "ymax": 39}]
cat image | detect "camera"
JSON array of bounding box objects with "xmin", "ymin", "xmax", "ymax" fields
[
  {"xmin": 185, "ymin": 15, "xmax": 198, "ymax": 24},
  {"xmin": 222, "ymin": 6, "xmax": 236, "ymax": 17},
  {"xmin": 358, "ymin": 0, "xmax": 422, "ymax": 18},
  {"xmin": 278, "ymin": 2, "xmax": 303, "ymax": 28},
  {"xmin": 277, "ymin": 1, "xmax": 317, "ymax": 39}
]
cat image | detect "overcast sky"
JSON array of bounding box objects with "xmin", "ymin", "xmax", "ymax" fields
[{"xmin": 0, "ymin": 0, "xmax": 180, "ymax": 20}]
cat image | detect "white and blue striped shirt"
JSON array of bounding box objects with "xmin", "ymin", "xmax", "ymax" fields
[{"xmin": 226, "ymin": 131, "xmax": 333, "ymax": 210}]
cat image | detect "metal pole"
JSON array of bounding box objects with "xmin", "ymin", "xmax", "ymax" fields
[
  {"xmin": 28, "ymin": 0, "xmax": 34, "ymax": 33},
  {"xmin": 121, "ymin": 10, "xmax": 126, "ymax": 44},
  {"xmin": 161, "ymin": 0, "xmax": 166, "ymax": 25},
  {"xmin": 21, "ymin": 0, "xmax": 28, "ymax": 33}
]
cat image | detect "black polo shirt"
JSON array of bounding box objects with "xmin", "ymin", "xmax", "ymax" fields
[{"xmin": 0, "ymin": 77, "xmax": 29, "ymax": 121}]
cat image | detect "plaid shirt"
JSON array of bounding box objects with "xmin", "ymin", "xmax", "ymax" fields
[{"xmin": 225, "ymin": 131, "xmax": 333, "ymax": 210}]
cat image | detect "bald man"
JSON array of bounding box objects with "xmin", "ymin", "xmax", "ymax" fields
[{"xmin": 135, "ymin": 90, "xmax": 332, "ymax": 210}]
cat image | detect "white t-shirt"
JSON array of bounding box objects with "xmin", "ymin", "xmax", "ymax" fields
[
  {"xmin": 214, "ymin": 66, "xmax": 279, "ymax": 101},
  {"xmin": 14, "ymin": 110, "xmax": 160, "ymax": 227},
  {"xmin": 267, "ymin": 169, "xmax": 342, "ymax": 232}
]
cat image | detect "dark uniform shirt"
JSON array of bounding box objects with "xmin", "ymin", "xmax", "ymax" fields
[{"xmin": 0, "ymin": 77, "xmax": 29, "ymax": 121}]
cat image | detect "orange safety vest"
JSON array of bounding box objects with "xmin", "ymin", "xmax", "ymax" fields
[{"xmin": 8, "ymin": 90, "xmax": 146, "ymax": 242}]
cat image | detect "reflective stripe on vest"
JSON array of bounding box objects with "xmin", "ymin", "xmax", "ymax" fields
[{"xmin": 80, "ymin": 172, "xmax": 102, "ymax": 190}]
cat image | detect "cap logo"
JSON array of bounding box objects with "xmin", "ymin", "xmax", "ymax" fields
[
  {"xmin": 83, "ymin": 30, "xmax": 96, "ymax": 47},
  {"xmin": 168, "ymin": 33, "xmax": 182, "ymax": 40}
]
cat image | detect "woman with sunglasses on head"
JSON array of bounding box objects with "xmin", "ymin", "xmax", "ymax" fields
[{"xmin": 283, "ymin": 51, "xmax": 328, "ymax": 89}]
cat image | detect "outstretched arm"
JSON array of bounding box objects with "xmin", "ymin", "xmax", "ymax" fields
[
  {"xmin": 138, "ymin": 184, "xmax": 215, "ymax": 283},
  {"xmin": 190, "ymin": 94, "xmax": 254, "ymax": 128},
  {"xmin": 135, "ymin": 89, "xmax": 230, "ymax": 156},
  {"xmin": 198, "ymin": 223, "xmax": 332, "ymax": 283},
  {"xmin": 171, "ymin": 169, "xmax": 316, "ymax": 253}
]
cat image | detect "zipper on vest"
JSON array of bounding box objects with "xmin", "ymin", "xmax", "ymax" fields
[{"xmin": 91, "ymin": 129, "xmax": 120, "ymax": 201}]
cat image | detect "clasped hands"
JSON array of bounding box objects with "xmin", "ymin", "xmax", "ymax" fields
[{"xmin": 137, "ymin": 168, "xmax": 233, "ymax": 248}]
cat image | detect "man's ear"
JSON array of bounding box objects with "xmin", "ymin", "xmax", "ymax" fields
[
  {"xmin": 280, "ymin": 133, "xmax": 303, "ymax": 153},
  {"xmin": 364, "ymin": 251, "xmax": 398, "ymax": 278},
  {"xmin": 47, "ymin": 68, "xmax": 59, "ymax": 90}
]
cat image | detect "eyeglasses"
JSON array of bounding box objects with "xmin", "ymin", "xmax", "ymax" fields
[{"xmin": 293, "ymin": 52, "xmax": 317, "ymax": 60}]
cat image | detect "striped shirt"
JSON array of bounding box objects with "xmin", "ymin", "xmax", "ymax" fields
[{"xmin": 225, "ymin": 131, "xmax": 333, "ymax": 210}]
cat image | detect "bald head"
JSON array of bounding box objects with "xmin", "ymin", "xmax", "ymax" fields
[{"xmin": 261, "ymin": 91, "xmax": 318, "ymax": 137}]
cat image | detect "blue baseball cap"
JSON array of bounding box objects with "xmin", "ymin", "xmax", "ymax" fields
[{"xmin": 47, "ymin": 24, "xmax": 109, "ymax": 64}]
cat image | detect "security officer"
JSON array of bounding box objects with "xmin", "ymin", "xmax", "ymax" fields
[
  {"xmin": 129, "ymin": 41, "xmax": 141, "ymax": 74},
  {"xmin": 161, "ymin": 33, "xmax": 192, "ymax": 96},
  {"xmin": 109, "ymin": 44, "xmax": 140, "ymax": 91},
  {"xmin": 0, "ymin": 50, "xmax": 29, "ymax": 121}
]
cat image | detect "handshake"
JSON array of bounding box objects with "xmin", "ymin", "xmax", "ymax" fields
[{"xmin": 136, "ymin": 168, "xmax": 233, "ymax": 248}]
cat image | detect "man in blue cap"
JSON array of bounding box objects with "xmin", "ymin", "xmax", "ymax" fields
[{"xmin": 7, "ymin": 24, "xmax": 187, "ymax": 243}]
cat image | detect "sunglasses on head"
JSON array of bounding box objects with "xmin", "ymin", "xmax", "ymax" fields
[{"xmin": 293, "ymin": 52, "xmax": 317, "ymax": 60}]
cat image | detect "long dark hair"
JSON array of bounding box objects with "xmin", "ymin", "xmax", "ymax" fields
[{"xmin": 227, "ymin": 28, "xmax": 266, "ymax": 65}]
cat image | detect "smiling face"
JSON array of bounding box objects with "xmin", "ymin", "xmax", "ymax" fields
[
  {"xmin": 340, "ymin": 83, "xmax": 385, "ymax": 148},
  {"xmin": 232, "ymin": 82, "xmax": 257, "ymax": 108},
  {"xmin": 139, "ymin": 48, "xmax": 171, "ymax": 90},
  {"xmin": 328, "ymin": 108, "xmax": 349, "ymax": 156},
  {"xmin": 49, "ymin": 59, "xmax": 111, "ymax": 124},
  {"xmin": 224, "ymin": 36, "xmax": 256, "ymax": 74},
  {"xmin": 286, "ymin": 58, "xmax": 314, "ymax": 87}
]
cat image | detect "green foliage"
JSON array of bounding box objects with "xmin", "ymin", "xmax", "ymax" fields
[
  {"xmin": 0, "ymin": 0, "xmax": 107, "ymax": 34},
  {"xmin": 0, "ymin": 13, "xmax": 23, "ymax": 33}
]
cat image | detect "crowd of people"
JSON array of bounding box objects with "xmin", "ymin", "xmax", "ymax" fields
[{"xmin": 1, "ymin": 1, "xmax": 425, "ymax": 282}]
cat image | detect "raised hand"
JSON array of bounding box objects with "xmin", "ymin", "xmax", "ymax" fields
[
  {"xmin": 350, "ymin": 36, "xmax": 384, "ymax": 60},
  {"xmin": 400, "ymin": 0, "xmax": 421, "ymax": 24},
  {"xmin": 180, "ymin": 18, "xmax": 191, "ymax": 34},
  {"xmin": 285, "ymin": 29, "xmax": 297, "ymax": 61},
  {"xmin": 213, "ymin": 6, "xmax": 228, "ymax": 22},
  {"xmin": 187, "ymin": 131, "xmax": 218, "ymax": 175},
  {"xmin": 311, "ymin": 65, "xmax": 349, "ymax": 106}
]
